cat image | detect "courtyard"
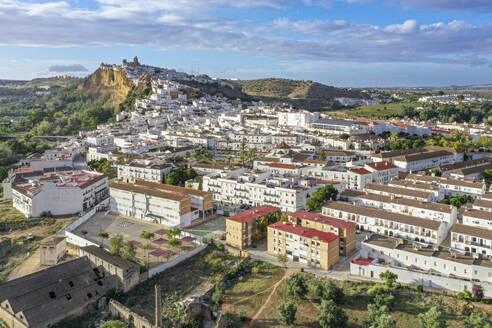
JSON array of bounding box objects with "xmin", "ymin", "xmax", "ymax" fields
[{"xmin": 72, "ymin": 213, "xmax": 200, "ymax": 268}]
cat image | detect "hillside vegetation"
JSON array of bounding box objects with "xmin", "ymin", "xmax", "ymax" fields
[{"xmin": 233, "ymin": 78, "xmax": 367, "ymax": 110}]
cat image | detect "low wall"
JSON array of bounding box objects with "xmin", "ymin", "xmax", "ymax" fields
[
  {"xmin": 351, "ymin": 262, "xmax": 492, "ymax": 296},
  {"xmin": 108, "ymin": 299, "xmax": 154, "ymax": 328},
  {"xmin": 65, "ymin": 207, "xmax": 97, "ymax": 232},
  {"xmin": 148, "ymin": 244, "xmax": 207, "ymax": 278},
  {"xmin": 65, "ymin": 231, "xmax": 99, "ymax": 248}
]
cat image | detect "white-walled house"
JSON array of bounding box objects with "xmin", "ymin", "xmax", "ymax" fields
[
  {"xmin": 12, "ymin": 171, "xmax": 108, "ymax": 217},
  {"xmin": 322, "ymin": 201, "xmax": 447, "ymax": 245}
]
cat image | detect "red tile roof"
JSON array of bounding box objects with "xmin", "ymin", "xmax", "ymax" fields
[
  {"xmin": 269, "ymin": 221, "xmax": 338, "ymax": 243},
  {"xmin": 227, "ymin": 205, "xmax": 280, "ymax": 223},
  {"xmin": 349, "ymin": 168, "xmax": 372, "ymax": 175},
  {"xmin": 352, "ymin": 257, "xmax": 374, "ymax": 266},
  {"xmin": 181, "ymin": 236, "xmax": 197, "ymax": 242},
  {"xmin": 154, "ymin": 228, "xmax": 168, "ymax": 235},
  {"xmin": 150, "ymin": 249, "xmax": 171, "ymax": 257},
  {"xmin": 289, "ymin": 211, "xmax": 355, "ymax": 229},
  {"xmin": 366, "ymin": 161, "xmax": 398, "ymax": 171},
  {"xmin": 268, "ymin": 163, "xmax": 299, "ymax": 170},
  {"xmin": 152, "ymin": 238, "xmax": 168, "ymax": 245}
]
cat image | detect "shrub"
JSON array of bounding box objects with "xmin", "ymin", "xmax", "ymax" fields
[{"xmin": 416, "ymin": 285, "xmax": 424, "ymax": 293}]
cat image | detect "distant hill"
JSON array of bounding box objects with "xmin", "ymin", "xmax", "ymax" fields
[{"xmin": 232, "ymin": 78, "xmax": 368, "ymax": 110}]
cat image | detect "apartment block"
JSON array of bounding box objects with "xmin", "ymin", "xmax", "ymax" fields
[
  {"xmin": 117, "ymin": 160, "xmax": 173, "ymax": 183},
  {"xmin": 451, "ymin": 224, "xmax": 492, "ymax": 258},
  {"xmin": 267, "ymin": 221, "xmax": 339, "ymax": 270},
  {"xmin": 226, "ymin": 205, "xmax": 280, "ymax": 249},
  {"xmin": 288, "ymin": 211, "xmax": 356, "ymax": 255},
  {"xmin": 12, "ymin": 171, "xmax": 108, "ymax": 218},
  {"xmin": 322, "ymin": 201, "xmax": 446, "ymax": 245},
  {"xmin": 109, "ymin": 182, "xmax": 192, "ymax": 227}
]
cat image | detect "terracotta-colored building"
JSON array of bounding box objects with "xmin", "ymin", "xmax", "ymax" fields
[
  {"xmin": 267, "ymin": 221, "xmax": 339, "ymax": 270},
  {"xmin": 288, "ymin": 211, "xmax": 356, "ymax": 255},
  {"xmin": 226, "ymin": 205, "xmax": 281, "ymax": 249}
]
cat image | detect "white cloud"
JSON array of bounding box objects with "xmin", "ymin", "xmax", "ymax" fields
[{"xmin": 0, "ymin": 0, "xmax": 491, "ymax": 68}]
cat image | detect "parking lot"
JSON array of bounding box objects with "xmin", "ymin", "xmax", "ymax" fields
[{"xmin": 72, "ymin": 213, "xmax": 199, "ymax": 268}]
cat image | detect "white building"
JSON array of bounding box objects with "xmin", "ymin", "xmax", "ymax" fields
[
  {"xmin": 322, "ymin": 201, "xmax": 447, "ymax": 245},
  {"xmin": 351, "ymin": 235, "xmax": 492, "ymax": 296},
  {"xmin": 109, "ymin": 182, "xmax": 194, "ymax": 227},
  {"xmin": 117, "ymin": 160, "xmax": 173, "ymax": 183},
  {"xmin": 13, "ymin": 171, "xmax": 108, "ymax": 217}
]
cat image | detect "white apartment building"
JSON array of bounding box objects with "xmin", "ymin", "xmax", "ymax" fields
[
  {"xmin": 405, "ymin": 173, "xmax": 486, "ymax": 199},
  {"xmin": 109, "ymin": 182, "xmax": 193, "ymax": 227},
  {"xmin": 203, "ymin": 172, "xmax": 330, "ymax": 212},
  {"xmin": 352, "ymin": 235, "xmax": 492, "ymax": 296},
  {"xmin": 322, "ymin": 201, "xmax": 447, "ymax": 245},
  {"xmin": 13, "ymin": 171, "xmax": 108, "ymax": 217},
  {"xmin": 117, "ymin": 160, "xmax": 173, "ymax": 183},
  {"xmin": 472, "ymin": 198, "xmax": 492, "ymax": 213},
  {"xmin": 364, "ymin": 183, "xmax": 432, "ymax": 202},
  {"xmin": 277, "ymin": 111, "xmax": 319, "ymax": 128},
  {"xmin": 340, "ymin": 190, "xmax": 457, "ymax": 227},
  {"xmin": 462, "ymin": 209, "xmax": 492, "ymax": 230},
  {"xmin": 451, "ymin": 224, "xmax": 492, "ymax": 258},
  {"xmin": 364, "ymin": 161, "xmax": 399, "ymax": 185},
  {"xmin": 304, "ymin": 166, "xmax": 373, "ymax": 190},
  {"xmin": 310, "ymin": 118, "xmax": 369, "ymax": 135},
  {"xmin": 388, "ymin": 180, "xmax": 444, "ymax": 202},
  {"xmin": 393, "ymin": 150, "xmax": 462, "ymax": 172}
]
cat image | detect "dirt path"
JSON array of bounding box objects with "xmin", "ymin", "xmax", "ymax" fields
[
  {"xmin": 221, "ymin": 284, "xmax": 275, "ymax": 311},
  {"xmin": 248, "ymin": 270, "xmax": 292, "ymax": 327},
  {"xmin": 7, "ymin": 248, "xmax": 41, "ymax": 280}
]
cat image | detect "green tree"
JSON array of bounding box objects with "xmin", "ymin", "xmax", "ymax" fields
[
  {"xmin": 165, "ymin": 227, "xmax": 181, "ymax": 240},
  {"xmin": 286, "ymin": 273, "xmax": 308, "ymax": 299},
  {"xmin": 99, "ymin": 320, "xmax": 127, "ymax": 328},
  {"xmin": 306, "ymin": 185, "xmax": 339, "ymax": 211},
  {"xmin": 319, "ymin": 150, "xmax": 326, "ymax": 160},
  {"xmin": 109, "ymin": 234, "xmax": 124, "ymax": 255},
  {"xmin": 465, "ymin": 311, "xmax": 492, "ymax": 328},
  {"xmin": 318, "ymin": 299, "xmax": 348, "ymax": 328},
  {"xmin": 0, "ymin": 166, "xmax": 9, "ymax": 182},
  {"xmin": 98, "ymin": 231, "xmax": 109, "ymax": 245},
  {"xmin": 140, "ymin": 231, "xmax": 155, "ymax": 242},
  {"xmin": 340, "ymin": 133, "xmax": 350, "ymax": 140},
  {"xmin": 379, "ymin": 270, "xmax": 398, "ymax": 288},
  {"xmin": 418, "ymin": 306, "xmax": 447, "ymax": 328},
  {"xmin": 121, "ymin": 241, "xmax": 136, "ymax": 260},
  {"xmin": 277, "ymin": 301, "xmax": 297, "ymax": 325},
  {"xmin": 316, "ymin": 280, "xmax": 344, "ymax": 304},
  {"xmin": 277, "ymin": 253, "xmax": 288, "ymax": 267}
]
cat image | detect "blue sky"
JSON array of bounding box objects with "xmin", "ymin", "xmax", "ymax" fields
[{"xmin": 0, "ymin": 0, "xmax": 492, "ymax": 87}]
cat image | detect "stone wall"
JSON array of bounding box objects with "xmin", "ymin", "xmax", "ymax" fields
[{"xmin": 108, "ymin": 299, "xmax": 154, "ymax": 328}]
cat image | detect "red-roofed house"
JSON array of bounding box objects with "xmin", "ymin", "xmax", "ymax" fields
[
  {"xmin": 365, "ymin": 161, "xmax": 399, "ymax": 185},
  {"xmin": 226, "ymin": 205, "xmax": 281, "ymax": 249},
  {"xmin": 347, "ymin": 167, "xmax": 373, "ymax": 190},
  {"xmin": 288, "ymin": 211, "xmax": 356, "ymax": 255},
  {"xmin": 267, "ymin": 221, "xmax": 339, "ymax": 270},
  {"xmin": 267, "ymin": 162, "xmax": 300, "ymax": 175}
]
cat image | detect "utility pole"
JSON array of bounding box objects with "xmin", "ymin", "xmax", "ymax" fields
[{"xmin": 155, "ymin": 284, "xmax": 162, "ymax": 327}]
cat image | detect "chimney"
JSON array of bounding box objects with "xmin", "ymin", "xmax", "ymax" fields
[{"xmin": 155, "ymin": 284, "xmax": 162, "ymax": 327}]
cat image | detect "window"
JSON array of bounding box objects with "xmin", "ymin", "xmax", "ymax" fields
[
  {"xmin": 49, "ymin": 291, "xmax": 56, "ymax": 299},
  {"xmin": 68, "ymin": 281, "xmax": 74, "ymax": 287}
]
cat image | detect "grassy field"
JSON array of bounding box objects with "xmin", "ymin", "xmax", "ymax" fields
[
  {"xmin": 221, "ymin": 263, "xmax": 489, "ymax": 328},
  {"xmin": 343, "ymin": 102, "xmax": 421, "ymax": 118},
  {"xmin": 0, "ymin": 200, "xmax": 27, "ymax": 222}
]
